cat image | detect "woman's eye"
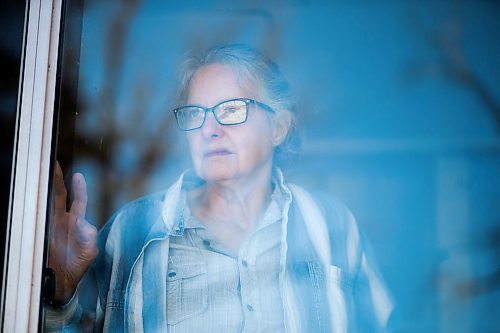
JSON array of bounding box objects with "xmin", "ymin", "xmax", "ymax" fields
[
  {"xmin": 224, "ymin": 107, "xmax": 238, "ymax": 113},
  {"xmin": 190, "ymin": 109, "xmax": 204, "ymax": 118}
]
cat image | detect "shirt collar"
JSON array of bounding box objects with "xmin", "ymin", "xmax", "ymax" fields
[{"xmin": 161, "ymin": 168, "xmax": 292, "ymax": 235}]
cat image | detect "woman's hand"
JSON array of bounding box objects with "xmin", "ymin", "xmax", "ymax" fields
[{"xmin": 48, "ymin": 162, "xmax": 99, "ymax": 303}]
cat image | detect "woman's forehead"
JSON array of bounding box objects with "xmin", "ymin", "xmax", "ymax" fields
[{"xmin": 187, "ymin": 63, "xmax": 260, "ymax": 105}]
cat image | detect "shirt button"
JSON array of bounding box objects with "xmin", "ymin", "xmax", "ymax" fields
[
  {"xmin": 246, "ymin": 304, "xmax": 254, "ymax": 312},
  {"xmin": 203, "ymin": 239, "xmax": 211, "ymax": 247},
  {"xmin": 242, "ymin": 260, "xmax": 248, "ymax": 267}
]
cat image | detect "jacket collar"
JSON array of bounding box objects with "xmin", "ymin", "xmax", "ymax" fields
[{"xmin": 159, "ymin": 168, "xmax": 290, "ymax": 236}]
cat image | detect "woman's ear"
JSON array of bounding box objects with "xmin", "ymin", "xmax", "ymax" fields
[{"xmin": 272, "ymin": 112, "xmax": 292, "ymax": 147}]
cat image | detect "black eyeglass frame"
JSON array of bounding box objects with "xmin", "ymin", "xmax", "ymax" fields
[{"xmin": 172, "ymin": 98, "xmax": 274, "ymax": 131}]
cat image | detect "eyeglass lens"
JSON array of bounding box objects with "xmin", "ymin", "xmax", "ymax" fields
[{"xmin": 176, "ymin": 99, "xmax": 248, "ymax": 130}]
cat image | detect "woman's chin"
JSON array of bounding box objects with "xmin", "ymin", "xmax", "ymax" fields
[{"xmin": 197, "ymin": 167, "xmax": 236, "ymax": 184}]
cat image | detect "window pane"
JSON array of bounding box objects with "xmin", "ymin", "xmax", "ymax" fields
[{"xmin": 43, "ymin": 0, "xmax": 500, "ymax": 332}]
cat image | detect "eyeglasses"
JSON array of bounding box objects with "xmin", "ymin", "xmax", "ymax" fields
[{"xmin": 172, "ymin": 98, "xmax": 274, "ymax": 131}]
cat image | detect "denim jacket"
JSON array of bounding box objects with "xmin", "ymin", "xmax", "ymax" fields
[{"xmin": 45, "ymin": 170, "xmax": 394, "ymax": 332}]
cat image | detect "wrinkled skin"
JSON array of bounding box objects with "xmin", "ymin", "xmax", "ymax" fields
[{"xmin": 48, "ymin": 162, "xmax": 98, "ymax": 303}]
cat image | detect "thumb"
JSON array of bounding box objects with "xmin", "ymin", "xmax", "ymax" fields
[{"xmin": 75, "ymin": 218, "xmax": 98, "ymax": 244}]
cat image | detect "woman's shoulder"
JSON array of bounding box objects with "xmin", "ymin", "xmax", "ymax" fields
[
  {"xmin": 98, "ymin": 191, "xmax": 169, "ymax": 247},
  {"xmin": 288, "ymin": 184, "xmax": 362, "ymax": 265},
  {"xmin": 288, "ymin": 183, "xmax": 355, "ymax": 229},
  {"xmin": 108, "ymin": 191, "xmax": 166, "ymax": 224},
  {"xmin": 99, "ymin": 171, "xmax": 189, "ymax": 243},
  {"xmin": 115, "ymin": 191, "xmax": 166, "ymax": 217}
]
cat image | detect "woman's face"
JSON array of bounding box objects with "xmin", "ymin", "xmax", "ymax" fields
[{"xmin": 186, "ymin": 64, "xmax": 276, "ymax": 185}]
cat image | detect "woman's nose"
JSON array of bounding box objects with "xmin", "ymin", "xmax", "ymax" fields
[{"xmin": 201, "ymin": 112, "xmax": 223, "ymax": 138}]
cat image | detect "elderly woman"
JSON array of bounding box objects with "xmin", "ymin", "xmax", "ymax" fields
[{"xmin": 46, "ymin": 44, "xmax": 394, "ymax": 332}]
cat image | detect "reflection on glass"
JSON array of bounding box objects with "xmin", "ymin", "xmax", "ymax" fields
[{"xmin": 43, "ymin": 1, "xmax": 500, "ymax": 332}]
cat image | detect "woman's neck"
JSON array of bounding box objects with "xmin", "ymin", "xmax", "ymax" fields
[{"xmin": 189, "ymin": 166, "xmax": 274, "ymax": 233}]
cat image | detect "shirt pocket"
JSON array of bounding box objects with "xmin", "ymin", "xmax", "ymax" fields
[
  {"xmin": 106, "ymin": 289, "xmax": 126, "ymax": 310},
  {"xmin": 325, "ymin": 264, "xmax": 354, "ymax": 292},
  {"xmin": 166, "ymin": 258, "xmax": 208, "ymax": 325}
]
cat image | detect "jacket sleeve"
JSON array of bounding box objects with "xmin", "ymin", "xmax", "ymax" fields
[
  {"xmin": 43, "ymin": 293, "xmax": 82, "ymax": 332},
  {"xmin": 43, "ymin": 267, "xmax": 100, "ymax": 332},
  {"xmin": 315, "ymin": 191, "xmax": 395, "ymax": 332},
  {"xmin": 351, "ymin": 230, "xmax": 395, "ymax": 332}
]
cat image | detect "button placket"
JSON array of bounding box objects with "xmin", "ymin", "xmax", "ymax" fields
[{"xmin": 238, "ymin": 238, "xmax": 262, "ymax": 332}]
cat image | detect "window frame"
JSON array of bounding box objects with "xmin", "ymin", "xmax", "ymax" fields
[{"xmin": 1, "ymin": 0, "xmax": 63, "ymax": 331}]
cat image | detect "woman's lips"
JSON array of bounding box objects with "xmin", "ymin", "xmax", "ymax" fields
[{"xmin": 204, "ymin": 149, "xmax": 232, "ymax": 157}]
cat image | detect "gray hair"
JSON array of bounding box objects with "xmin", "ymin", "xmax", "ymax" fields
[{"xmin": 177, "ymin": 44, "xmax": 301, "ymax": 168}]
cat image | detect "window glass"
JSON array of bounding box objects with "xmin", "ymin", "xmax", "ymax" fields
[
  {"xmin": 0, "ymin": 0, "xmax": 26, "ymax": 313},
  {"xmin": 43, "ymin": 0, "xmax": 500, "ymax": 331}
]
